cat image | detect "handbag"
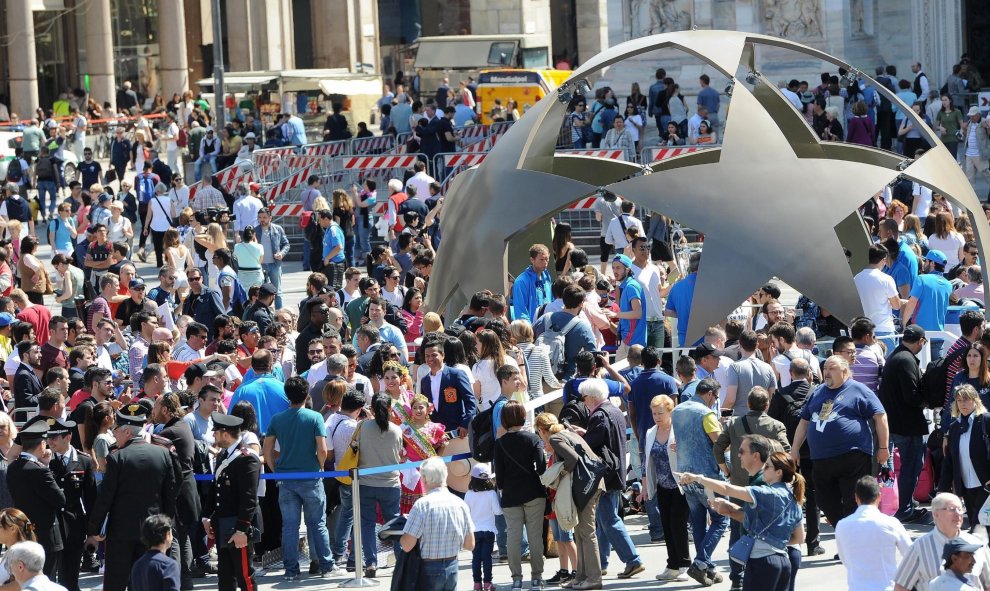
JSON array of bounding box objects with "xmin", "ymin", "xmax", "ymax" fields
[
  {"xmin": 571, "ymin": 441, "xmax": 607, "ymax": 511},
  {"xmin": 877, "ymin": 467, "xmax": 899, "ymax": 516},
  {"xmin": 728, "ymin": 499, "xmax": 790, "ymax": 565},
  {"xmin": 335, "ymin": 421, "xmax": 365, "ymax": 485}
]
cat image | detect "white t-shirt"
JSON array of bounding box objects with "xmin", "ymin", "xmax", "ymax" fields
[
  {"xmin": 854, "ymin": 267, "xmax": 899, "ymax": 333},
  {"xmin": 772, "ymin": 348, "xmax": 821, "ymax": 388},
  {"xmin": 631, "ymin": 261, "xmax": 663, "ymax": 318},
  {"xmin": 604, "ymin": 213, "xmax": 645, "ymax": 248},
  {"xmin": 926, "ymin": 232, "xmax": 966, "ymax": 269},
  {"xmin": 911, "ymin": 183, "xmax": 932, "ymax": 218},
  {"xmin": 233, "ymin": 196, "xmax": 264, "ymax": 232},
  {"xmin": 464, "ymin": 489, "xmax": 502, "ymax": 534},
  {"xmin": 149, "ymin": 195, "xmax": 173, "ymax": 232},
  {"xmin": 405, "ymin": 172, "xmax": 435, "ymax": 201},
  {"xmin": 473, "ymin": 355, "xmax": 519, "ymax": 409}
]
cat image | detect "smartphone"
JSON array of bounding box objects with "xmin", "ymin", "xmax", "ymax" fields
[{"xmin": 356, "ymin": 383, "xmax": 365, "ymax": 393}]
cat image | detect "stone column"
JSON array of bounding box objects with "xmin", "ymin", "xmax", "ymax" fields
[
  {"xmin": 312, "ymin": 0, "xmax": 350, "ymax": 69},
  {"xmin": 159, "ymin": 0, "xmax": 190, "ymax": 95},
  {"xmin": 575, "ymin": 0, "xmax": 608, "ymax": 66},
  {"xmin": 85, "ymin": 0, "xmax": 116, "ymax": 110},
  {"xmin": 226, "ymin": 0, "xmax": 253, "ymax": 71},
  {"xmin": 7, "ymin": 1, "xmax": 38, "ymax": 117}
]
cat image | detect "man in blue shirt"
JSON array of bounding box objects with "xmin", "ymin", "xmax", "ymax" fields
[
  {"xmin": 511, "ymin": 244, "xmax": 552, "ymax": 323},
  {"xmin": 262, "ymin": 376, "xmax": 336, "ymax": 580},
  {"xmin": 902, "ymin": 249, "xmax": 952, "ymax": 355},
  {"xmin": 791, "ymin": 355, "xmax": 889, "ymax": 527},
  {"xmin": 612, "ymin": 254, "xmax": 647, "ymax": 360},
  {"xmin": 320, "ymin": 210, "xmax": 346, "ymax": 291},
  {"xmin": 229, "ymin": 350, "xmax": 290, "ymax": 435},
  {"xmin": 697, "ymin": 74, "xmax": 721, "ymax": 128},
  {"xmin": 544, "ymin": 284, "xmax": 597, "ymax": 379},
  {"xmin": 647, "ymin": 68, "xmax": 667, "ymax": 132},
  {"xmin": 666, "ymin": 251, "xmax": 700, "ymax": 346},
  {"xmin": 562, "ymin": 350, "xmax": 630, "ymax": 404},
  {"xmin": 879, "ymin": 219, "xmax": 918, "ymax": 298}
]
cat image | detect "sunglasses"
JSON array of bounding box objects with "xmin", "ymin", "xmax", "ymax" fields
[
  {"xmin": 308, "ymin": 350, "xmax": 324, "ymax": 355},
  {"xmin": 189, "ymin": 276, "xmax": 202, "ymax": 282}
]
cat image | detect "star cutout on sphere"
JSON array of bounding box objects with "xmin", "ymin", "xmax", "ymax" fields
[{"xmin": 606, "ymin": 80, "xmax": 902, "ymax": 342}]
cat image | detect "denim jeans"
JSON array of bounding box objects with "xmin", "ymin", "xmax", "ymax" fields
[
  {"xmin": 646, "ymin": 319, "xmax": 665, "ymax": 349},
  {"xmin": 278, "ymin": 479, "xmax": 334, "ymax": 576},
  {"xmin": 354, "ymin": 222, "xmax": 373, "ymax": 263},
  {"xmin": 195, "ymin": 156, "xmax": 216, "ymax": 182},
  {"xmin": 891, "ymin": 434, "xmax": 926, "ymax": 517},
  {"xmin": 302, "ymin": 240, "xmax": 312, "ymax": 271},
  {"xmin": 37, "ymin": 180, "xmax": 57, "ymax": 216},
  {"xmin": 728, "ymin": 519, "xmax": 743, "ymax": 583},
  {"xmin": 595, "ymin": 490, "xmax": 642, "ymax": 570},
  {"xmin": 644, "ymin": 496, "xmax": 663, "ymax": 539},
  {"xmin": 419, "ymin": 558, "xmax": 458, "ymax": 591},
  {"xmin": 472, "ymin": 531, "xmax": 495, "ymax": 583},
  {"xmin": 743, "ymin": 553, "xmax": 791, "ymax": 591},
  {"xmin": 358, "ymin": 484, "xmax": 401, "ymax": 568},
  {"xmin": 262, "ymin": 262, "xmax": 284, "ymax": 309},
  {"xmin": 331, "ymin": 485, "xmax": 354, "ymax": 564},
  {"xmin": 683, "ymin": 482, "xmax": 728, "ymax": 570}
]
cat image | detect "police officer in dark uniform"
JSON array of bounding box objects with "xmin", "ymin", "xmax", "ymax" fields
[
  {"xmin": 87, "ymin": 403, "xmax": 178, "ymax": 591},
  {"xmin": 7, "ymin": 421, "xmax": 66, "ymax": 577},
  {"xmin": 207, "ymin": 413, "xmax": 261, "ymax": 591},
  {"xmin": 47, "ymin": 417, "xmax": 97, "ymax": 591},
  {"xmin": 243, "ymin": 283, "xmax": 277, "ymax": 335}
]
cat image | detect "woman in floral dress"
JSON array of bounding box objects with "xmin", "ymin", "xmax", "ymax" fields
[
  {"xmin": 398, "ymin": 394, "xmax": 448, "ymax": 513},
  {"xmin": 381, "ymin": 361, "xmax": 413, "ymax": 424}
]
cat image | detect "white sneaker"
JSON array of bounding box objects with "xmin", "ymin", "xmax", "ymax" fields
[{"xmin": 656, "ymin": 568, "xmax": 688, "ymax": 582}]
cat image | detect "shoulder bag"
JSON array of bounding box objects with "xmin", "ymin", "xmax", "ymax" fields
[
  {"xmin": 335, "ymin": 421, "xmax": 365, "ymax": 485},
  {"xmin": 571, "ymin": 440, "xmax": 607, "ymax": 511},
  {"xmin": 728, "ymin": 496, "xmax": 790, "ymax": 564}
]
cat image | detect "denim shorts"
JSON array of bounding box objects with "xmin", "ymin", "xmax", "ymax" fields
[{"xmin": 550, "ymin": 518, "xmax": 574, "ymax": 543}]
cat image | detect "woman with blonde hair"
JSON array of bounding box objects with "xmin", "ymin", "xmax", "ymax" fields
[
  {"xmin": 0, "ymin": 413, "xmax": 15, "ymax": 462},
  {"xmin": 422, "ymin": 312, "xmax": 443, "ymax": 335},
  {"xmin": 131, "ymin": 129, "xmax": 148, "ymax": 172},
  {"xmin": 195, "ymin": 222, "xmax": 228, "ymax": 290},
  {"xmin": 534, "ymin": 412, "xmax": 578, "ymax": 585},
  {"xmin": 941, "ymin": 384, "xmax": 990, "ymax": 531},
  {"xmin": 312, "ymin": 196, "xmax": 331, "ymax": 213},
  {"xmin": 927, "ymin": 210, "xmax": 966, "ymax": 268},
  {"xmin": 163, "ymin": 227, "xmax": 194, "ymax": 294},
  {"xmin": 318, "ymin": 380, "xmax": 348, "ymax": 417},
  {"xmin": 901, "ymin": 214, "xmax": 928, "ymax": 252},
  {"xmin": 535, "ymin": 410, "xmax": 603, "ymax": 588}
]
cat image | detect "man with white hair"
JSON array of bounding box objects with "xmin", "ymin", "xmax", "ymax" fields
[
  {"xmin": 401, "ymin": 456, "xmax": 475, "ymax": 591},
  {"xmin": 893, "ymin": 492, "xmax": 990, "ymax": 591},
  {"xmin": 7, "ymin": 541, "xmax": 66, "ymax": 591},
  {"xmin": 579, "ymin": 378, "xmax": 646, "ymax": 581},
  {"xmin": 791, "ymin": 355, "xmax": 890, "ymax": 528}
]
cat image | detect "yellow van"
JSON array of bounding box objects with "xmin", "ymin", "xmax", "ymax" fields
[{"xmin": 476, "ymin": 69, "xmax": 572, "ymax": 125}]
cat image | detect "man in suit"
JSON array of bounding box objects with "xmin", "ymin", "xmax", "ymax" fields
[
  {"xmin": 7, "ymin": 421, "xmax": 66, "ymax": 577},
  {"xmin": 420, "ymin": 340, "xmax": 476, "ymax": 437},
  {"xmin": 87, "ymin": 404, "xmax": 178, "ymax": 591},
  {"xmin": 435, "ymin": 78, "xmax": 451, "ymax": 110},
  {"xmin": 47, "ymin": 417, "xmax": 97, "ymax": 591},
  {"xmin": 418, "ymin": 104, "xmax": 443, "ymax": 164},
  {"xmin": 208, "ymin": 413, "xmax": 261, "ymax": 591},
  {"xmin": 878, "ymin": 324, "xmax": 930, "ymax": 524},
  {"xmin": 767, "ymin": 358, "xmax": 822, "ymax": 555},
  {"xmin": 13, "ymin": 340, "xmax": 43, "ymax": 421},
  {"xmin": 149, "ymin": 149, "xmax": 173, "ymax": 186}
]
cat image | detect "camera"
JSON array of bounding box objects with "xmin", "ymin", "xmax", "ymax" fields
[{"xmin": 205, "ymin": 207, "xmax": 235, "ymax": 225}]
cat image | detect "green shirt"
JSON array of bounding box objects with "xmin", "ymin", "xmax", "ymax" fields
[
  {"xmin": 267, "ymin": 407, "xmax": 327, "ymax": 473},
  {"xmin": 937, "ymin": 109, "xmax": 964, "ymax": 138}
]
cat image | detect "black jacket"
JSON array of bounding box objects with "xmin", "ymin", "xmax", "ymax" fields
[
  {"xmin": 207, "ymin": 446, "xmax": 261, "ymax": 534},
  {"xmin": 159, "ymin": 418, "xmax": 202, "ymax": 528},
  {"xmin": 878, "ymin": 344, "xmax": 928, "ymax": 436},
  {"xmin": 50, "ymin": 448, "xmax": 97, "ymax": 526},
  {"xmin": 8, "ymin": 455, "xmax": 66, "ymax": 553},
  {"xmin": 583, "ymin": 403, "xmax": 628, "ymax": 491},
  {"xmin": 151, "ymin": 158, "xmax": 172, "ymax": 185},
  {"xmin": 13, "ymin": 363, "xmax": 43, "ymax": 409},
  {"xmin": 768, "ymin": 379, "xmax": 812, "ymax": 458},
  {"xmin": 940, "ymin": 412, "xmax": 990, "ymax": 494},
  {"xmin": 88, "ymin": 438, "xmax": 178, "ymax": 541}
]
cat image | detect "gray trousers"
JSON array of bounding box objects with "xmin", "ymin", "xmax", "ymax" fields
[
  {"xmin": 574, "ymin": 488, "xmax": 603, "ymax": 586},
  {"xmin": 504, "ymin": 497, "xmax": 545, "ymax": 582}
]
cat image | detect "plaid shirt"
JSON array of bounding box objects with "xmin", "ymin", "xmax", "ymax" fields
[
  {"xmin": 403, "ymin": 487, "xmax": 474, "ymax": 559},
  {"xmin": 192, "ymin": 185, "xmax": 226, "ymax": 212}
]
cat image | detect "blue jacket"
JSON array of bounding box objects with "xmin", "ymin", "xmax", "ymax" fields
[
  {"xmin": 511, "ymin": 266, "xmax": 551, "ymax": 323},
  {"xmin": 648, "ymin": 80, "xmax": 666, "ymax": 118},
  {"xmin": 255, "ymin": 222, "xmax": 290, "ymax": 262},
  {"xmin": 421, "ymin": 366, "xmax": 477, "ymax": 433}
]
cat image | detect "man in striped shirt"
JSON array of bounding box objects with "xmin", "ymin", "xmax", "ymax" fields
[{"xmin": 893, "ymin": 493, "xmax": 990, "ymax": 591}]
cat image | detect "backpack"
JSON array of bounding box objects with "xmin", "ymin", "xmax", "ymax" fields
[
  {"xmin": 536, "ymin": 314, "xmax": 583, "ymax": 378},
  {"xmin": 774, "ymin": 389, "xmax": 807, "ymax": 432},
  {"xmin": 219, "ymin": 269, "xmax": 248, "ymax": 318},
  {"xmin": 468, "ymin": 397, "xmax": 505, "ymax": 462},
  {"xmin": 5, "ymin": 159, "xmax": 22, "ymax": 183},
  {"xmin": 138, "ymin": 173, "xmax": 157, "ymax": 204},
  {"xmin": 35, "ymin": 156, "xmax": 54, "ymax": 179},
  {"xmin": 4, "ymin": 196, "xmax": 29, "ymax": 223},
  {"xmin": 920, "ymin": 355, "xmax": 951, "ymax": 410}
]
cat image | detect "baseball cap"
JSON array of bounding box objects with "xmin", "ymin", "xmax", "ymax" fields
[
  {"xmin": 260, "ymin": 283, "xmax": 277, "ymax": 297},
  {"xmin": 902, "ymin": 324, "xmax": 927, "ymax": 342},
  {"xmin": 244, "ymin": 132, "xmax": 256, "ymax": 139},
  {"xmin": 128, "ymin": 278, "xmax": 145, "ymax": 289},
  {"xmin": 98, "ymin": 193, "xmax": 110, "ymax": 203},
  {"xmin": 471, "ymin": 463, "xmax": 492, "ymax": 479},
  {"xmin": 0, "ymin": 312, "xmax": 15, "ymax": 328},
  {"xmin": 184, "ymin": 362, "xmax": 218, "ymax": 383},
  {"xmin": 943, "ymin": 539, "xmax": 983, "ymax": 561},
  {"xmin": 693, "ymin": 343, "xmax": 724, "ymax": 359},
  {"xmin": 968, "ymin": 106, "xmax": 981, "ymax": 117},
  {"xmin": 612, "ymin": 254, "xmax": 633, "ymax": 269},
  {"xmin": 924, "ymin": 249, "xmax": 947, "ymax": 266}
]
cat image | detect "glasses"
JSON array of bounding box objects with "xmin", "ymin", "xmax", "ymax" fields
[
  {"xmin": 389, "ymin": 275, "xmax": 400, "ymax": 280},
  {"xmin": 132, "ymin": 286, "xmax": 146, "ymax": 291},
  {"xmin": 189, "ymin": 276, "xmax": 202, "ymax": 282},
  {"xmin": 247, "ymin": 327, "xmax": 259, "ymax": 333},
  {"xmin": 308, "ymin": 350, "xmax": 324, "ymax": 356},
  {"xmin": 837, "ymin": 349, "xmax": 856, "ymax": 356},
  {"xmin": 936, "ymin": 506, "xmax": 965, "ymax": 514},
  {"xmin": 265, "ymin": 348, "xmax": 278, "ymax": 353},
  {"xmin": 636, "ymin": 246, "xmax": 650, "ymax": 251}
]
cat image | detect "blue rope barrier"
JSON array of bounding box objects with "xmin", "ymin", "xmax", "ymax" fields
[{"xmin": 193, "ymin": 452, "xmax": 475, "ymax": 481}]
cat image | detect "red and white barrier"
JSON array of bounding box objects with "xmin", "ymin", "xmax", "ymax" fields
[
  {"xmin": 559, "ymin": 149, "xmax": 626, "ymax": 159},
  {"xmin": 303, "ymin": 141, "xmax": 348, "ymax": 157},
  {"xmin": 642, "ymin": 146, "xmax": 701, "ymax": 161},
  {"xmin": 263, "ymin": 164, "xmax": 317, "ymax": 202},
  {"xmin": 350, "ymin": 135, "xmax": 395, "ymax": 154},
  {"xmin": 340, "ymin": 155, "xmax": 419, "ymax": 170},
  {"xmin": 443, "ymin": 153, "xmax": 488, "ymax": 168},
  {"xmin": 283, "ymin": 155, "xmax": 325, "ymax": 171},
  {"xmin": 269, "ymin": 203, "xmax": 304, "ymax": 217}
]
